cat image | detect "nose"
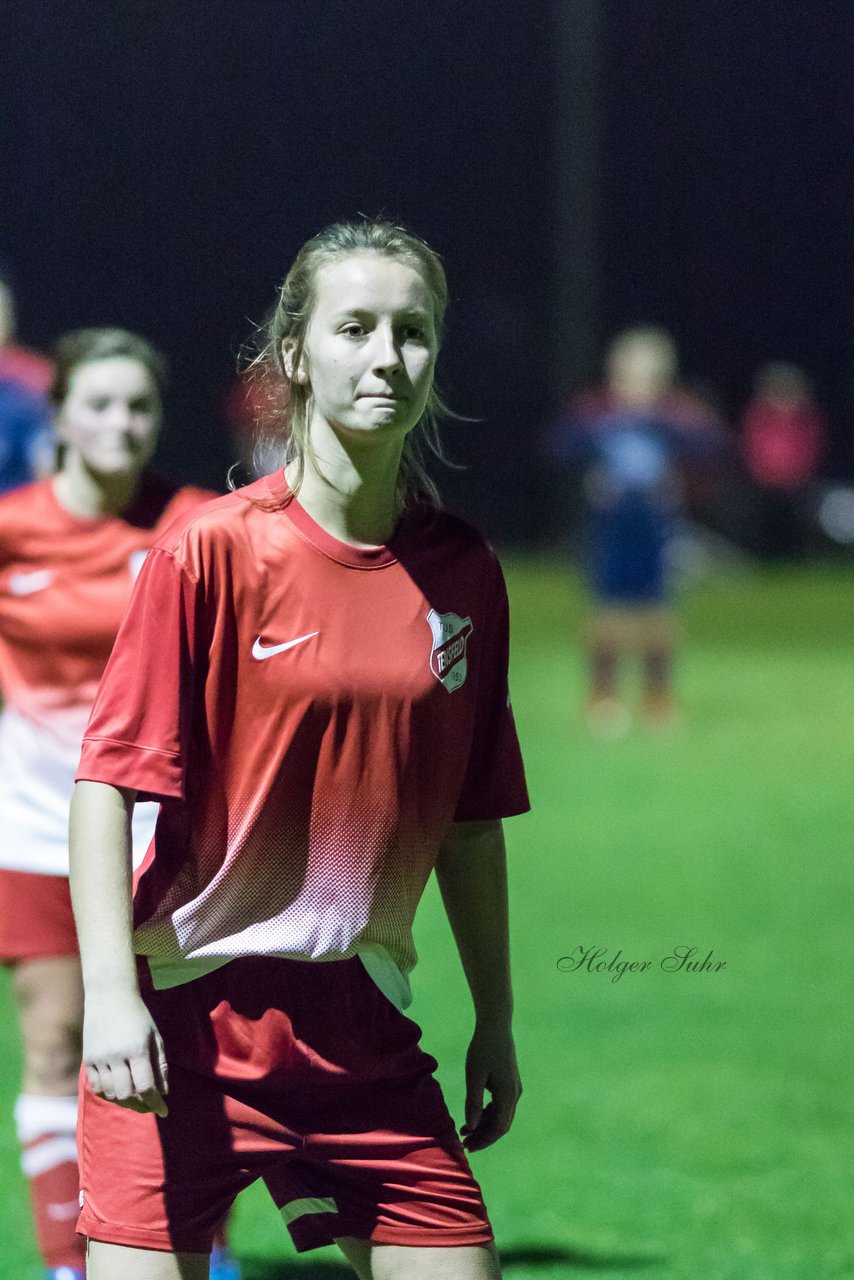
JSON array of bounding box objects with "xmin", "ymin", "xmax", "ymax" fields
[
  {"xmin": 371, "ymin": 324, "xmax": 402, "ymax": 377},
  {"xmin": 104, "ymin": 400, "xmax": 134, "ymax": 429}
]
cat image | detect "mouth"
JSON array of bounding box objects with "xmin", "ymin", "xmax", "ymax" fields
[{"xmin": 359, "ymin": 393, "xmax": 407, "ymax": 401}]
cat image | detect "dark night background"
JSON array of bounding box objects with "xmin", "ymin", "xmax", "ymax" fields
[{"xmin": 2, "ymin": 1, "xmax": 853, "ymax": 544}]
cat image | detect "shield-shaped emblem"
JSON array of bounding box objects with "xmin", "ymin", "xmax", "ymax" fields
[{"xmin": 427, "ymin": 608, "xmax": 473, "ymax": 692}]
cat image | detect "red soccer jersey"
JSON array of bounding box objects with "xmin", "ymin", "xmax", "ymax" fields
[
  {"xmin": 77, "ymin": 471, "xmax": 530, "ymax": 1009},
  {"xmin": 0, "ymin": 475, "xmax": 214, "ymax": 874}
]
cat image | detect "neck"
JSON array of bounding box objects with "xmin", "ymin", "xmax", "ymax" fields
[
  {"xmin": 287, "ymin": 423, "xmax": 405, "ymax": 547},
  {"xmin": 52, "ymin": 452, "xmax": 142, "ymax": 519}
]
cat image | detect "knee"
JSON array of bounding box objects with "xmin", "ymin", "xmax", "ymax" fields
[{"xmin": 22, "ymin": 1010, "xmax": 83, "ymax": 1093}]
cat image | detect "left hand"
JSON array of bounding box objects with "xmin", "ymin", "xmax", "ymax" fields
[{"xmin": 459, "ymin": 1022, "xmax": 522, "ymax": 1152}]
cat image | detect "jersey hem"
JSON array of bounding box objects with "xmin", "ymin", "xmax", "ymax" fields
[
  {"xmin": 452, "ymin": 799, "xmax": 532, "ymax": 821},
  {"xmin": 80, "ymin": 733, "xmax": 180, "ymax": 760},
  {"xmin": 77, "ymin": 735, "xmax": 184, "ymax": 801},
  {"xmin": 290, "ymin": 1221, "xmax": 496, "ymax": 1253},
  {"xmin": 77, "ymin": 1213, "xmax": 212, "ymax": 1256},
  {"xmin": 0, "ymin": 858, "xmax": 68, "ymax": 876},
  {"xmin": 141, "ymin": 949, "xmax": 412, "ymax": 1014}
]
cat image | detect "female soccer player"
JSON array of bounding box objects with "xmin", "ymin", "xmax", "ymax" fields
[
  {"xmin": 69, "ymin": 220, "xmax": 530, "ymax": 1280},
  {"xmin": 0, "ymin": 328, "xmax": 233, "ymax": 1279}
]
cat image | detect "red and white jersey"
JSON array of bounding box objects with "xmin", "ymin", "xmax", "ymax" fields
[
  {"xmin": 0, "ymin": 476, "xmax": 214, "ymax": 875},
  {"xmin": 77, "ymin": 471, "xmax": 530, "ymax": 1010}
]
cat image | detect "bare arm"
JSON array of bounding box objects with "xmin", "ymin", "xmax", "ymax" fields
[
  {"xmin": 69, "ymin": 780, "xmax": 139, "ymax": 995},
  {"xmin": 434, "ymin": 818, "xmax": 521, "ymax": 1151},
  {"xmin": 68, "ymin": 779, "xmax": 168, "ymax": 1115}
]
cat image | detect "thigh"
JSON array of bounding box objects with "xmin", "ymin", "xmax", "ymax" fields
[
  {"xmin": 634, "ymin": 605, "xmax": 677, "ymax": 650},
  {"xmin": 86, "ymin": 1239, "xmax": 209, "ymax": 1280},
  {"xmin": 336, "ymin": 1236, "xmax": 372, "ymax": 1280},
  {"xmin": 336, "ymin": 1238, "xmax": 502, "ymax": 1280},
  {"xmin": 12, "ymin": 953, "xmax": 84, "ymax": 1074},
  {"xmin": 12, "ymin": 954, "xmax": 84, "ymax": 1022}
]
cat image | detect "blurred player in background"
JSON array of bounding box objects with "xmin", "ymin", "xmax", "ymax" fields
[
  {"xmin": 70, "ymin": 219, "xmax": 528, "ymax": 1280},
  {"xmin": 552, "ymin": 326, "xmax": 722, "ymax": 736},
  {"xmin": 0, "ymin": 276, "xmax": 54, "ymax": 493},
  {"xmin": 222, "ymin": 356, "xmax": 287, "ymax": 481},
  {"xmin": 0, "ymin": 329, "xmax": 239, "ymax": 1280},
  {"xmin": 739, "ymin": 361, "xmax": 826, "ymax": 559}
]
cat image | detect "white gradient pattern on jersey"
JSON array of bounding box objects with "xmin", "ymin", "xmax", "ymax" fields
[{"xmin": 0, "ymin": 707, "xmax": 158, "ymax": 874}]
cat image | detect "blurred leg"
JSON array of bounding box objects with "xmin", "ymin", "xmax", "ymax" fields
[
  {"xmin": 12, "ymin": 954, "xmax": 86, "ymax": 1273},
  {"xmin": 584, "ymin": 608, "xmax": 632, "ymax": 736},
  {"xmin": 638, "ymin": 608, "xmax": 680, "ymax": 725},
  {"xmin": 210, "ymin": 1224, "xmax": 243, "ymax": 1278}
]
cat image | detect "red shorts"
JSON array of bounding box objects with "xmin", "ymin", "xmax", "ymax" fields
[
  {"xmin": 0, "ymin": 869, "xmax": 79, "ymax": 963},
  {"xmin": 77, "ymin": 955, "xmax": 494, "ymax": 1255}
]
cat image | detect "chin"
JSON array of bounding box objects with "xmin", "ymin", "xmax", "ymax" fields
[
  {"xmin": 336, "ymin": 416, "xmax": 415, "ymax": 442},
  {"xmin": 86, "ymin": 456, "xmax": 146, "ymax": 477}
]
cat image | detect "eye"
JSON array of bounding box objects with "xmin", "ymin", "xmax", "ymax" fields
[
  {"xmin": 402, "ymin": 322, "xmax": 435, "ymax": 345},
  {"xmin": 88, "ymin": 397, "xmax": 111, "ymax": 412},
  {"xmin": 340, "ymin": 323, "xmax": 367, "ymax": 339},
  {"xmin": 130, "ymin": 398, "xmax": 155, "ymax": 414}
]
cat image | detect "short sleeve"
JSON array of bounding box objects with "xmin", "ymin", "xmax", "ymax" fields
[
  {"xmin": 76, "ymin": 548, "xmax": 202, "ymax": 802},
  {"xmin": 453, "ymin": 559, "xmax": 530, "ymax": 822}
]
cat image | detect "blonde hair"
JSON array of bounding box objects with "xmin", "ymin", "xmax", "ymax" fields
[{"xmin": 241, "ymin": 219, "xmax": 457, "ymax": 508}]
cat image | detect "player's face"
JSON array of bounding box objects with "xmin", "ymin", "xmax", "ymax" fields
[
  {"xmin": 56, "ymin": 357, "xmax": 161, "ymax": 476},
  {"xmin": 291, "ymin": 253, "xmax": 438, "ymax": 447},
  {"xmin": 608, "ymin": 340, "xmax": 675, "ymax": 410}
]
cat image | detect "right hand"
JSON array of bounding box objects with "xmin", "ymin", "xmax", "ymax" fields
[{"xmin": 83, "ymin": 989, "xmax": 170, "ymax": 1116}]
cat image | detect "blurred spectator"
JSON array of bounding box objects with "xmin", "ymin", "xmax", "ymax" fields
[
  {"xmin": 0, "ymin": 278, "xmax": 52, "ymax": 396},
  {"xmin": 222, "ymin": 364, "xmax": 287, "ymax": 480},
  {"xmin": 550, "ymin": 326, "xmax": 723, "ymax": 736},
  {"xmin": 0, "ymin": 277, "xmax": 54, "ymax": 492},
  {"xmin": 739, "ymin": 362, "xmax": 826, "ymax": 558}
]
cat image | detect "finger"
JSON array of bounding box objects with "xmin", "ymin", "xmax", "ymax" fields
[
  {"xmin": 462, "ymin": 1102, "xmax": 514, "ymax": 1152},
  {"xmin": 105, "ymin": 1062, "xmax": 136, "ymax": 1102},
  {"xmin": 151, "ymin": 1029, "xmax": 169, "ymax": 1096},
  {"xmin": 94, "ymin": 1063, "xmax": 118, "ymax": 1101},
  {"xmin": 128, "ymin": 1051, "xmax": 157, "ymax": 1097},
  {"xmin": 128, "ymin": 1057, "xmax": 169, "ymax": 1118},
  {"xmin": 464, "ymin": 1080, "xmax": 485, "ymax": 1134},
  {"xmin": 490, "ymin": 1085, "xmax": 521, "ymax": 1126},
  {"xmin": 85, "ymin": 1063, "xmax": 102, "ymax": 1095}
]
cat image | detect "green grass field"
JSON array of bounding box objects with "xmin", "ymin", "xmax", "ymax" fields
[{"xmin": 1, "ymin": 558, "xmax": 852, "ymax": 1278}]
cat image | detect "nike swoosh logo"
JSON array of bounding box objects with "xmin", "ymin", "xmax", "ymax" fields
[
  {"xmin": 9, "ymin": 569, "xmax": 55, "ymax": 596},
  {"xmin": 252, "ymin": 632, "xmax": 318, "ymax": 660}
]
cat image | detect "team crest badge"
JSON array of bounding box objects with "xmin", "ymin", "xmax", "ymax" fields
[{"xmin": 427, "ymin": 608, "xmax": 473, "ymax": 693}]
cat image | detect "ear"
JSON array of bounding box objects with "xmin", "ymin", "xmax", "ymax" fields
[{"xmin": 282, "ymin": 339, "xmax": 308, "ymax": 386}]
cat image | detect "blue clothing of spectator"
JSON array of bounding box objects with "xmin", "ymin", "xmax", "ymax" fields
[{"xmin": 0, "ymin": 380, "xmax": 52, "ymax": 494}]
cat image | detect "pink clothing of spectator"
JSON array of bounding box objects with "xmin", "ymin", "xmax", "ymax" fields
[
  {"xmin": 0, "ymin": 345, "xmax": 52, "ymax": 398},
  {"xmin": 0, "ymin": 278, "xmax": 52, "ymax": 397},
  {"xmin": 741, "ymin": 363, "xmax": 826, "ymax": 491}
]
